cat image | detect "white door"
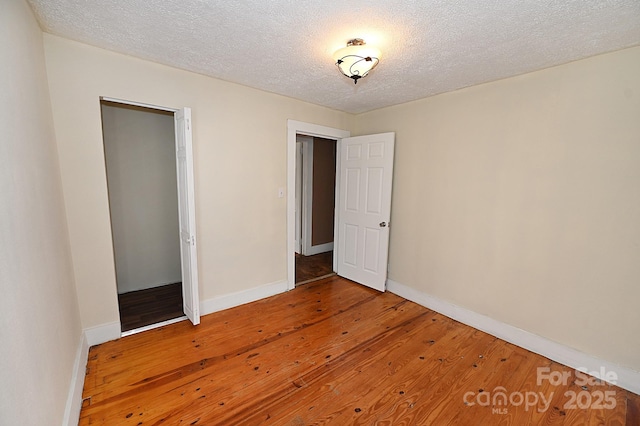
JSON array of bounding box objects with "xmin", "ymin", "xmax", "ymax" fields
[
  {"xmin": 175, "ymin": 108, "xmax": 200, "ymax": 325},
  {"xmin": 336, "ymin": 133, "xmax": 395, "ymax": 292}
]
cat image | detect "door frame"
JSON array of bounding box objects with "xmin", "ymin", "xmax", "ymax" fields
[
  {"xmin": 287, "ymin": 120, "xmax": 350, "ymax": 290},
  {"xmin": 297, "ymin": 134, "xmax": 313, "ymax": 255},
  {"xmin": 294, "ymin": 138, "xmax": 303, "ymax": 254},
  {"xmin": 100, "ymin": 96, "xmax": 199, "ymax": 333}
]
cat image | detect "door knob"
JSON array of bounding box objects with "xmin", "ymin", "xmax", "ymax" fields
[{"xmin": 379, "ymin": 222, "xmax": 387, "ymax": 227}]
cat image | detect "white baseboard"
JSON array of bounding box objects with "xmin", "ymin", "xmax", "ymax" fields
[
  {"xmin": 304, "ymin": 242, "xmax": 334, "ymax": 256},
  {"xmin": 64, "ymin": 321, "xmax": 121, "ymax": 426},
  {"xmin": 386, "ymin": 279, "xmax": 640, "ymax": 395},
  {"xmin": 84, "ymin": 321, "xmax": 121, "ymax": 347},
  {"xmin": 61, "ymin": 280, "xmax": 289, "ymax": 425},
  {"xmin": 81, "ymin": 279, "xmax": 291, "ymax": 346},
  {"xmin": 63, "ymin": 333, "xmax": 89, "ymax": 426},
  {"xmin": 200, "ymin": 280, "xmax": 289, "ymax": 316}
]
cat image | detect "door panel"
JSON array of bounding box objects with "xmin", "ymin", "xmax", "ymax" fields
[
  {"xmin": 344, "ymin": 223, "xmax": 359, "ymax": 266},
  {"xmin": 363, "ymin": 227, "xmax": 381, "ymax": 273},
  {"xmin": 336, "ymin": 132, "xmax": 395, "ymax": 292},
  {"xmin": 175, "ymin": 107, "xmax": 200, "ymax": 325},
  {"xmin": 345, "ymin": 168, "xmax": 360, "ymax": 211},
  {"xmin": 366, "ymin": 168, "xmax": 384, "ymax": 214}
]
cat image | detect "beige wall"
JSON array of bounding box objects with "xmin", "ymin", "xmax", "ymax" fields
[
  {"xmin": 0, "ymin": 1, "xmax": 82, "ymax": 424},
  {"xmin": 354, "ymin": 46, "xmax": 640, "ymax": 372},
  {"xmin": 43, "ymin": 34, "xmax": 353, "ymax": 329},
  {"xmin": 102, "ymin": 103, "xmax": 182, "ymax": 294}
]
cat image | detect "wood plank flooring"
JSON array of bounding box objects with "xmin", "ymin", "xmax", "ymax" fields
[
  {"xmin": 295, "ymin": 251, "xmax": 334, "ymax": 284},
  {"xmin": 83, "ymin": 276, "xmax": 639, "ymax": 425},
  {"xmin": 118, "ymin": 282, "xmax": 183, "ymax": 332}
]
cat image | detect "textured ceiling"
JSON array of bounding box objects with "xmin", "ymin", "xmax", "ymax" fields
[{"xmin": 27, "ymin": 0, "xmax": 640, "ymax": 114}]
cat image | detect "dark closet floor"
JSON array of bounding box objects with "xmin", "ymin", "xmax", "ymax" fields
[
  {"xmin": 118, "ymin": 282, "xmax": 184, "ymax": 332},
  {"xmin": 295, "ymin": 251, "xmax": 334, "ymax": 285}
]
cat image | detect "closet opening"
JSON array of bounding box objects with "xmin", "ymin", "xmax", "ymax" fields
[{"xmin": 101, "ymin": 100, "xmax": 186, "ymax": 332}]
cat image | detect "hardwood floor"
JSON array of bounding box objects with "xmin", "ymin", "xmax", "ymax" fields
[
  {"xmin": 118, "ymin": 282, "xmax": 183, "ymax": 332},
  {"xmin": 83, "ymin": 276, "xmax": 638, "ymax": 425},
  {"xmin": 295, "ymin": 251, "xmax": 334, "ymax": 284}
]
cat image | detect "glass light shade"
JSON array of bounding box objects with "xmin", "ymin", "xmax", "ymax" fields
[{"xmin": 333, "ymin": 41, "xmax": 381, "ymax": 83}]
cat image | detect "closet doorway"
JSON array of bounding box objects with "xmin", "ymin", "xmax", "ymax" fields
[
  {"xmin": 101, "ymin": 100, "xmax": 200, "ymax": 333},
  {"xmin": 294, "ymin": 135, "xmax": 337, "ymax": 285}
]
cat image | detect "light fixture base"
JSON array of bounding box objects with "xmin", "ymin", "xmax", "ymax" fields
[{"xmin": 346, "ymin": 38, "xmax": 366, "ymax": 47}]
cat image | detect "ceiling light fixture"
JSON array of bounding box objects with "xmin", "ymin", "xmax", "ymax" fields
[{"xmin": 333, "ymin": 38, "xmax": 380, "ymax": 84}]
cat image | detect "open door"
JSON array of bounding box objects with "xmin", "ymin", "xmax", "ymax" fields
[
  {"xmin": 175, "ymin": 108, "xmax": 200, "ymax": 325},
  {"xmin": 336, "ymin": 133, "xmax": 395, "ymax": 292}
]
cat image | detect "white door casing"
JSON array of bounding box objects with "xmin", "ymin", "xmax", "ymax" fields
[
  {"xmin": 298, "ymin": 135, "xmax": 313, "ymax": 255},
  {"xmin": 302, "ymin": 137, "xmax": 336, "ymax": 256},
  {"xmin": 301, "ymin": 137, "xmax": 313, "ymax": 255},
  {"xmin": 295, "ymin": 140, "xmax": 303, "ymax": 254},
  {"xmin": 336, "ymin": 133, "xmax": 395, "ymax": 292},
  {"xmin": 175, "ymin": 107, "xmax": 200, "ymax": 325},
  {"xmin": 287, "ymin": 121, "xmax": 350, "ymax": 290}
]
